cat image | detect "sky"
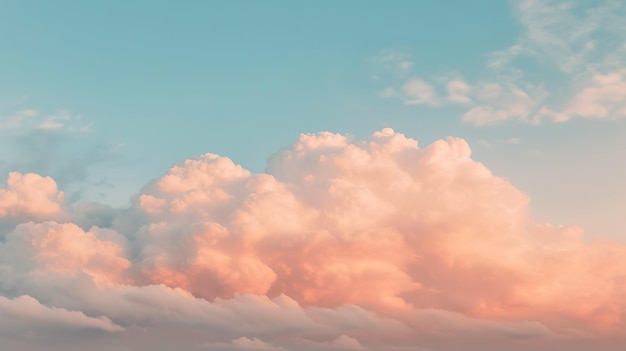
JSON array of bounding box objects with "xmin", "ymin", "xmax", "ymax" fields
[{"xmin": 0, "ymin": 0, "xmax": 625, "ymax": 350}]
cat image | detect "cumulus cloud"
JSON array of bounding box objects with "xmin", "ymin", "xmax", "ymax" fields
[
  {"xmin": 0, "ymin": 295, "xmax": 123, "ymax": 333},
  {"xmin": 1, "ymin": 221, "xmax": 129, "ymax": 286},
  {"xmin": 0, "ymin": 172, "xmax": 65, "ymax": 220},
  {"xmin": 1, "ymin": 129, "xmax": 626, "ymax": 350}
]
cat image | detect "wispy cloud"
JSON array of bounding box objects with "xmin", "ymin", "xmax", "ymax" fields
[
  {"xmin": 402, "ymin": 78, "xmax": 439, "ymax": 106},
  {"xmin": 446, "ymin": 80, "xmax": 471, "ymax": 104},
  {"xmin": 554, "ymin": 69, "xmax": 626, "ymax": 121},
  {"xmin": 371, "ymin": 50, "xmax": 414, "ymax": 78},
  {"xmin": 461, "ymin": 82, "xmax": 548, "ymax": 125},
  {"xmin": 375, "ymin": 0, "xmax": 626, "ymax": 125},
  {"xmin": 478, "ymin": 137, "xmax": 521, "ymax": 149},
  {"xmin": 0, "ymin": 107, "xmax": 124, "ymax": 205},
  {"xmin": 0, "ymin": 109, "xmax": 92, "ymax": 133}
]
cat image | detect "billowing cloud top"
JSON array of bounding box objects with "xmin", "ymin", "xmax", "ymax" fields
[
  {"xmin": 0, "ymin": 129, "xmax": 625, "ymax": 351},
  {"xmin": 0, "ymin": 172, "xmax": 65, "ymax": 219}
]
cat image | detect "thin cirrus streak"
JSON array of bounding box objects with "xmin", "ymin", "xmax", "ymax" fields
[{"xmin": 0, "ymin": 128, "xmax": 624, "ymax": 351}]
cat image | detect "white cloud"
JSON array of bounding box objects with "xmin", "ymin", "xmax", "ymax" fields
[
  {"xmin": 446, "ymin": 80, "xmax": 471, "ymax": 104},
  {"xmin": 402, "ymin": 78, "xmax": 438, "ymax": 106},
  {"xmin": 0, "ymin": 109, "xmax": 92, "ymax": 133},
  {"xmin": 555, "ymin": 70, "xmax": 626, "ymax": 121},
  {"xmin": 373, "ymin": 51, "xmax": 414, "ymax": 77},
  {"xmin": 510, "ymin": 0, "xmax": 626, "ymax": 74}
]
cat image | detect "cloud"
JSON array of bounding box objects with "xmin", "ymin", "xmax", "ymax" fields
[
  {"xmin": 18, "ymin": 110, "xmax": 37, "ymax": 117},
  {"xmin": 478, "ymin": 138, "xmax": 521, "ymax": 149},
  {"xmin": 402, "ymin": 78, "xmax": 438, "ymax": 106},
  {"xmin": 0, "ymin": 295, "xmax": 123, "ymax": 334},
  {"xmin": 446, "ymin": 80, "xmax": 471, "ymax": 104},
  {"xmin": 502, "ymin": 0, "xmax": 626, "ymax": 74},
  {"xmin": 1, "ymin": 129, "xmax": 626, "ymax": 350},
  {"xmin": 0, "ymin": 116, "xmax": 27, "ymax": 130},
  {"xmin": 0, "ymin": 111, "xmax": 124, "ymax": 205},
  {"xmin": 376, "ymin": 1, "xmax": 626, "ymax": 124},
  {"xmin": 461, "ymin": 82, "xmax": 546, "ymax": 125},
  {"xmin": 400, "ymin": 309, "xmax": 554, "ymax": 339},
  {"xmin": 203, "ymin": 335, "xmax": 372, "ymax": 351},
  {"xmin": 0, "ymin": 110, "xmax": 37, "ymax": 130},
  {"xmin": 1, "ymin": 221, "xmax": 130, "ymax": 285},
  {"xmin": 554, "ymin": 70, "xmax": 626, "ymax": 121},
  {"xmin": 372, "ymin": 51, "xmax": 414, "ymax": 78},
  {"xmin": 0, "ymin": 172, "xmax": 65, "ymax": 220},
  {"xmin": 203, "ymin": 337, "xmax": 287, "ymax": 351},
  {"xmin": 478, "ymin": 0, "xmax": 626, "ymax": 123},
  {"xmin": 0, "ymin": 109, "xmax": 91, "ymax": 133}
]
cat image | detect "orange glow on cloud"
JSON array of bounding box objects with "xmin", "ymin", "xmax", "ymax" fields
[{"xmin": 1, "ymin": 129, "xmax": 625, "ymax": 350}]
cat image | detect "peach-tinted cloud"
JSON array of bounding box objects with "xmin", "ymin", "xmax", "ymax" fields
[
  {"xmin": 0, "ymin": 172, "xmax": 65, "ymax": 219},
  {"xmin": 555, "ymin": 70, "xmax": 626, "ymax": 122},
  {"xmin": 1, "ymin": 222, "xmax": 129, "ymax": 286},
  {"xmin": 1, "ymin": 129, "xmax": 626, "ymax": 350},
  {"xmin": 117, "ymin": 129, "xmax": 626, "ymax": 331},
  {"xmin": 403, "ymin": 78, "xmax": 439, "ymax": 105}
]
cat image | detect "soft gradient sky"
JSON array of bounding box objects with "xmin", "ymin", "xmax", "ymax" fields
[{"xmin": 1, "ymin": 1, "xmax": 626, "ymax": 350}]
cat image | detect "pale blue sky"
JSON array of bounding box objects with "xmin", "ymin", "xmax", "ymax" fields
[{"xmin": 1, "ymin": 0, "xmax": 625, "ymax": 238}]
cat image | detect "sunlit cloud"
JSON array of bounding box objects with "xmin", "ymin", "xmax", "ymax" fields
[
  {"xmin": 375, "ymin": 0, "xmax": 626, "ymax": 125},
  {"xmin": 1, "ymin": 129, "xmax": 625, "ymax": 350}
]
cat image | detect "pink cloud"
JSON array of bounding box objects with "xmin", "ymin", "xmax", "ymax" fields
[
  {"xmin": 2, "ymin": 221, "xmax": 130, "ymax": 287},
  {"xmin": 1, "ymin": 129, "xmax": 626, "ymax": 350},
  {"xmin": 556, "ymin": 70, "xmax": 626, "ymax": 121},
  {"xmin": 0, "ymin": 172, "xmax": 65, "ymax": 219},
  {"xmin": 121, "ymin": 129, "xmax": 626, "ymax": 332}
]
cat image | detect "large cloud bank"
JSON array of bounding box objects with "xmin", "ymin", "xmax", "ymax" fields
[{"xmin": 1, "ymin": 129, "xmax": 625, "ymax": 351}]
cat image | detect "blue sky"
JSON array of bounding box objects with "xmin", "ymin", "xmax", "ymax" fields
[{"xmin": 1, "ymin": 0, "xmax": 625, "ymax": 239}]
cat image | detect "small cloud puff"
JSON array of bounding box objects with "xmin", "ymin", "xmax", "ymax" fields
[{"xmin": 0, "ymin": 172, "xmax": 65, "ymax": 219}]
